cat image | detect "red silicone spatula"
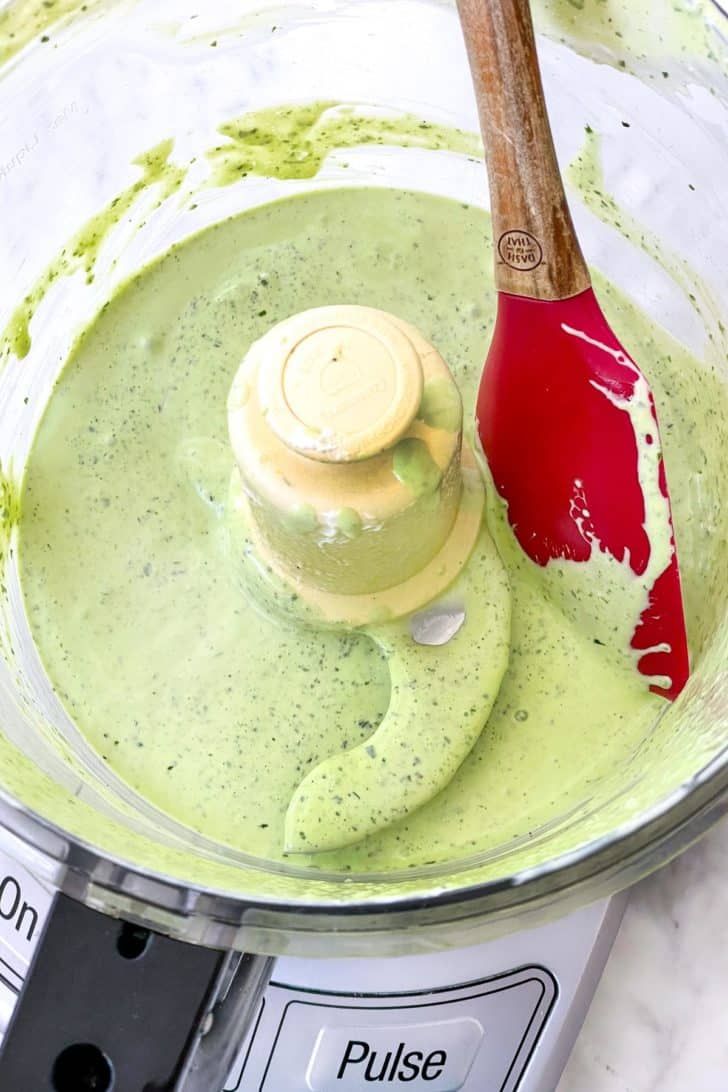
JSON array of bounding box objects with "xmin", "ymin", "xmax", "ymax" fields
[{"xmin": 457, "ymin": 0, "xmax": 689, "ymax": 699}]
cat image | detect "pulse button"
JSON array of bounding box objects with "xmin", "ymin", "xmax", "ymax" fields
[{"xmin": 305, "ymin": 1018, "xmax": 484, "ymax": 1091}]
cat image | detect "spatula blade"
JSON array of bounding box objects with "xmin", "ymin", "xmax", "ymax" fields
[{"xmin": 476, "ymin": 287, "xmax": 689, "ymax": 700}]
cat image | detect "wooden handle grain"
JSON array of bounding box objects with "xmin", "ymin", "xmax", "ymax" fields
[{"xmin": 457, "ymin": 0, "xmax": 590, "ymax": 300}]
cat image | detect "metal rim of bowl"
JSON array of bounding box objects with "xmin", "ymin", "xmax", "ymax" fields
[{"xmin": 0, "ymin": 742, "xmax": 726, "ymax": 949}]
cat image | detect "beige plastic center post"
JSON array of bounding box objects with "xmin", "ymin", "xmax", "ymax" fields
[
  {"xmin": 259, "ymin": 306, "xmax": 424, "ymax": 463},
  {"xmin": 228, "ymin": 305, "xmax": 485, "ymax": 623}
]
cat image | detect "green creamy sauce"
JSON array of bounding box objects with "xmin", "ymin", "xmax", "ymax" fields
[
  {"xmin": 0, "ymin": 0, "xmax": 720, "ymax": 74},
  {"xmin": 4, "ymin": 140, "xmax": 185, "ymax": 359},
  {"xmin": 418, "ymin": 378, "xmax": 463, "ymax": 433},
  {"xmin": 0, "ymin": 467, "xmax": 19, "ymax": 558},
  {"xmin": 0, "ymin": 104, "xmax": 479, "ymax": 363},
  {"xmin": 207, "ymin": 102, "xmax": 480, "ymax": 186},
  {"xmin": 534, "ymin": 0, "xmax": 722, "ymax": 68},
  {"xmin": 392, "ymin": 438, "xmax": 442, "ymax": 499},
  {"xmin": 18, "ymin": 186, "xmax": 728, "ymax": 871},
  {"xmin": 2, "ymin": 0, "xmax": 716, "ymax": 71},
  {"xmin": 0, "ymin": 0, "xmax": 101, "ymax": 65}
]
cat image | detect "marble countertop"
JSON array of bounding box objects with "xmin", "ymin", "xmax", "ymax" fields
[{"xmin": 558, "ymin": 814, "xmax": 728, "ymax": 1092}]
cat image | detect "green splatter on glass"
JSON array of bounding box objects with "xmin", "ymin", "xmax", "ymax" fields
[{"xmin": 207, "ymin": 101, "xmax": 481, "ymax": 187}]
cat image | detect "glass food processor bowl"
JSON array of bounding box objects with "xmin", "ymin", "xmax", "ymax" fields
[{"xmin": 0, "ymin": 0, "xmax": 726, "ymax": 958}]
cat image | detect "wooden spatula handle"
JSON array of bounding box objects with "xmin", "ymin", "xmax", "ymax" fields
[{"xmin": 457, "ymin": 0, "xmax": 591, "ymax": 300}]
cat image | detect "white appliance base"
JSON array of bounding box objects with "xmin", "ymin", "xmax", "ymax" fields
[{"xmin": 0, "ymin": 845, "xmax": 626, "ymax": 1092}]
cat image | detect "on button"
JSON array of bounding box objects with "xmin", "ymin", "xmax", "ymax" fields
[{"xmin": 306, "ymin": 1018, "xmax": 483, "ymax": 1091}]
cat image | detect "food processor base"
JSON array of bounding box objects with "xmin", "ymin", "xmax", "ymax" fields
[{"xmin": 0, "ymin": 840, "xmax": 626, "ymax": 1092}]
